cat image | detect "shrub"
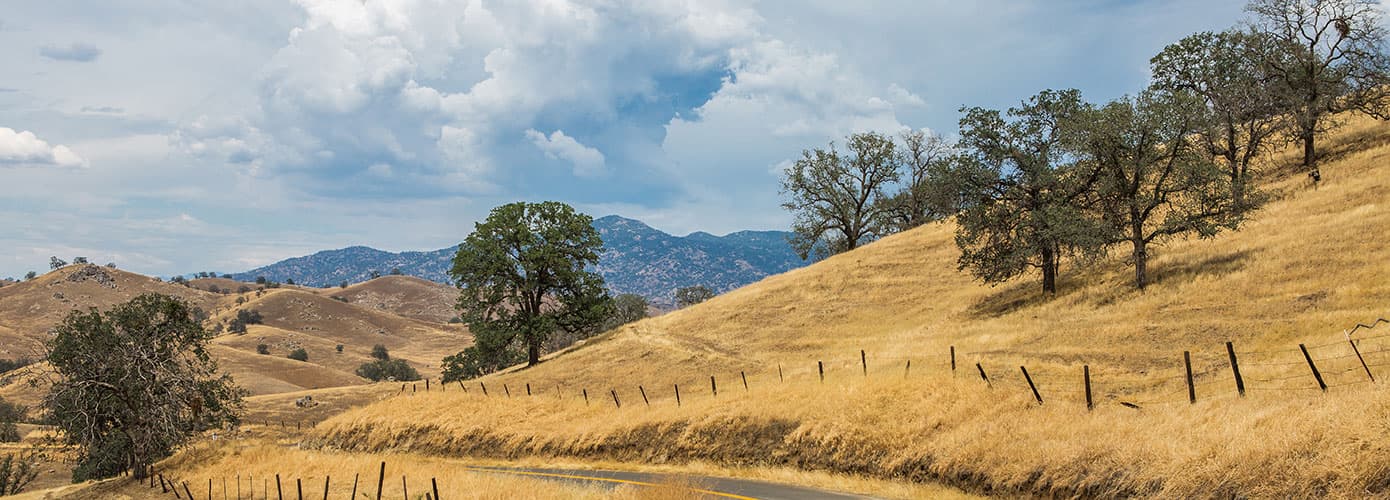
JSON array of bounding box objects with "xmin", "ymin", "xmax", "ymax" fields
[
  {"xmin": 339, "ymin": 281, "xmax": 348, "ymax": 289},
  {"xmin": 0, "ymin": 358, "xmax": 33, "ymax": 375},
  {"xmin": 255, "ymin": 344, "xmax": 269, "ymax": 355},
  {"xmin": 355, "ymin": 359, "xmax": 420, "ymax": 382},
  {"xmin": 237, "ymin": 285, "xmax": 251, "ymax": 294},
  {"xmin": 287, "ymin": 348, "xmax": 308, "ymax": 362},
  {"xmin": 370, "ymin": 344, "xmax": 390, "ymax": 361},
  {"xmin": 335, "ymin": 344, "xmax": 344, "ymax": 354},
  {"xmin": 0, "ymin": 451, "xmax": 42, "ymax": 494},
  {"xmin": 235, "ymin": 309, "xmax": 263, "ymax": 325},
  {"xmin": 285, "ymin": 278, "xmax": 295, "ymax": 285},
  {"xmin": 207, "ymin": 285, "xmax": 221, "ymax": 294},
  {"xmin": 255, "ymin": 276, "xmax": 267, "ymax": 285},
  {"xmin": 224, "ymin": 319, "xmax": 243, "ymax": 335}
]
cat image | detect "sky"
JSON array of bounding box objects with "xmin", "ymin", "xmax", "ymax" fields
[{"xmin": 0, "ymin": 0, "xmax": 1250, "ymax": 278}]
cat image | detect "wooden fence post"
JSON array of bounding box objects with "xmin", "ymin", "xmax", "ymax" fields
[
  {"xmin": 639, "ymin": 386, "xmax": 650, "ymax": 406},
  {"xmin": 425, "ymin": 379, "xmax": 430, "ymax": 391},
  {"xmin": 351, "ymin": 473, "xmax": 359, "ymax": 500},
  {"xmin": 526, "ymin": 383, "xmax": 531, "ymax": 396},
  {"xmin": 1020, "ymin": 366, "xmax": 1042, "ymax": 405},
  {"xmin": 412, "ymin": 383, "xmax": 416, "ymax": 393},
  {"xmin": 237, "ymin": 474, "xmax": 242, "ymax": 500},
  {"xmin": 322, "ymin": 475, "xmax": 329, "ymax": 500},
  {"xmin": 778, "ymin": 364, "xmax": 784, "ymax": 383},
  {"xmin": 185, "ymin": 482, "xmax": 196, "ymax": 500},
  {"xmin": 861, "ymin": 349, "xmax": 867, "ymax": 376},
  {"xmin": 976, "ymin": 363, "xmax": 990, "ymax": 387},
  {"xmin": 296, "ymin": 478, "xmax": 302, "ymax": 500},
  {"xmin": 458, "ymin": 381, "xmax": 466, "ymax": 392},
  {"xmin": 223, "ymin": 476, "xmax": 228, "ymax": 500},
  {"xmin": 741, "ymin": 371, "xmax": 748, "ymax": 391},
  {"xmin": 818, "ymin": 361, "xmax": 824, "ymax": 382},
  {"xmin": 376, "ymin": 461, "xmax": 385, "ymax": 500},
  {"xmin": 402, "ymin": 476, "xmax": 408, "ymax": 500},
  {"xmin": 1226, "ymin": 341, "xmax": 1245, "ymax": 397},
  {"xmin": 1184, "ymin": 351, "xmax": 1195, "ymax": 404},
  {"xmin": 432, "ymin": 478, "xmax": 440, "ymax": 500},
  {"xmin": 1083, "ymin": 365, "xmax": 1093, "ymax": 411},
  {"xmin": 905, "ymin": 360, "xmax": 911, "ymax": 378},
  {"xmin": 1299, "ymin": 344, "xmax": 1328, "ymax": 392},
  {"xmin": 582, "ymin": 388, "xmax": 588, "ymax": 405},
  {"xmin": 208, "ymin": 477, "xmax": 213, "ymax": 500},
  {"xmin": 710, "ymin": 375, "xmax": 718, "ymax": 397},
  {"xmin": 1350, "ymin": 337, "xmax": 1375, "ymax": 382},
  {"xmin": 950, "ymin": 346, "xmax": 956, "ymax": 373},
  {"xmin": 610, "ymin": 388, "xmax": 621, "ymax": 408},
  {"xmin": 503, "ymin": 384, "xmax": 511, "ymax": 398},
  {"xmin": 674, "ymin": 384, "xmax": 681, "ymax": 406}
]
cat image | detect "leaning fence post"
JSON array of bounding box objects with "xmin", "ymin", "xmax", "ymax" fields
[
  {"xmin": 639, "ymin": 385, "xmax": 650, "ymax": 406},
  {"xmin": 904, "ymin": 359, "xmax": 911, "ymax": 378},
  {"xmin": 275, "ymin": 475, "xmax": 283, "ymax": 500},
  {"xmin": 351, "ymin": 473, "xmax": 359, "ymax": 500},
  {"xmin": 674, "ymin": 384, "xmax": 681, "ymax": 406},
  {"xmin": 376, "ymin": 461, "xmax": 385, "ymax": 500},
  {"xmin": 741, "ymin": 371, "xmax": 748, "ymax": 391},
  {"xmin": 432, "ymin": 478, "xmax": 441, "ymax": 500},
  {"xmin": 861, "ymin": 349, "xmax": 867, "ymax": 376},
  {"xmin": 1299, "ymin": 343, "xmax": 1328, "ymax": 392},
  {"xmin": 1226, "ymin": 341, "xmax": 1245, "ymax": 397},
  {"xmin": 1083, "ymin": 365, "xmax": 1093, "ymax": 411},
  {"xmin": 526, "ymin": 383, "xmax": 531, "ymax": 396},
  {"xmin": 778, "ymin": 364, "xmax": 784, "ymax": 383},
  {"xmin": 582, "ymin": 388, "xmax": 589, "ymax": 405},
  {"xmin": 1349, "ymin": 335, "xmax": 1376, "ymax": 382},
  {"xmin": 185, "ymin": 482, "xmax": 196, "ymax": 500},
  {"xmin": 1184, "ymin": 350, "xmax": 1195, "ymax": 404},
  {"xmin": 1020, "ymin": 366, "xmax": 1042, "ymax": 405},
  {"xmin": 503, "ymin": 384, "xmax": 511, "ymax": 398},
  {"xmin": 610, "ymin": 388, "xmax": 621, "ymax": 408},
  {"xmin": 480, "ymin": 382, "xmax": 488, "ymax": 396},
  {"xmin": 402, "ymin": 476, "xmax": 408, "ymax": 500},
  {"xmin": 322, "ymin": 475, "xmax": 329, "ymax": 500},
  {"xmin": 710, "ymin": 375, "xmax": 718, "ymax": 396},
  {"xmin": 976, "ymin": 363, "xmax": 990, "ymax": 387}
]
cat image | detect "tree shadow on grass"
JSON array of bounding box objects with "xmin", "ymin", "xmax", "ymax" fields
[{"xmin": 966, "ymin": 249, "xmax": 1254, "ymax": 319}]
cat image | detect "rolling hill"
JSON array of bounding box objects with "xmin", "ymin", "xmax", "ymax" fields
[
  {"xmin": 228, "ymin": 215, "xmax": 808, "ymax": 305},
  {"xmin": 313, "ymin": 116, "xmax": 1390, "ymax": 497}
]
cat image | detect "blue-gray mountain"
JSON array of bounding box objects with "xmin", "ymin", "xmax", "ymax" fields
[{"xmin": 228, "ymin": 216, "xmax": 809, "ymax": 305}]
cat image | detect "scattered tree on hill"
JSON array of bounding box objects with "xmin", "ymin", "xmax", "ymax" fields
[
  {"xmin": 1152, "ymin": 29, "xmax": 1285, "ymax": 211},
  {"xmin": 883, "ymin": 130, "xmax": 973, "ymax": 231},
  {"xmin": 207, "ymin": 285, "xmax": 221, "ymax": 294},
  {"xmin": 285, "ymin": 278, "xmax": 295, "ymax": 286},
  {"xmin": 220, "ymin": 274, "xmax": 232, "ymax": 279},
  {"xmin": 0, "ymin": 396, "xmax": 24, "ymax": 442},
  {"xmin": 287, "ymin": 348, "xmax": 308, "ymax": 362},
  {"xmin": 370, "ymin": 344, "xmax": 390, "ymax": 361},
  {"xmin": 237, "ymin": 285, "xmax": 251, "ymax": 294},
  {"xmin": 72, "ymin": 257, "xmax": 88, "ymax": 265},
  {"xmin": 951, "ymin": 89, "xmax": 1105, "ymax": 294},
  {"xmin": 106, "ymin": 262, "xmax": 117, "ymax": 269},
  {"xmin": 390, "ymin": 267, "xmax": 402, "ymax": 275},
  {"xmin": 442, "ymin": 201, "xmax": 612, "ymax": 380},
  {"xmin": 355, "ymin": 358, "xmax": 420, "ymax": 382},
  {"xmin": 23, "ymin": 272, "xmax": 35, "ymax": 281},
  {"xmin": 1076, "ymin": 90, "xmax": 1246, "ymax": 289},
  {"xmin": 235, "ymin": 309, "xmax": 263, "ymax": 325},
  {"xmin": 335, "ymin": 344, "xmax": 343, "ymax": 354},
  {"xmin": 1246, "ymin": 0, "xmax": 1390, "ymax": 178},
  {"xmin": 256, "ymin": 344, "xmax": 269, "ymax": 355},
  {"xmin": 44, "ymin": 293, "xmax": 243, "ymax": 480},
  {"xmin": 339, "ymin": 281, "xmax": 348, "ymax": 289},
  {"xmin": 49, "ymin": 257, "xmax": 66, "ymax": 270},
  {"xmin": 780, "ymin": 131, "xmax": 901, "ymax": 260},
  {"xmin": 675, "ymin": 286, "xmax": 716, "ymax": 308},
  {"xmin": 604, "ymin": 293, "xmax": 649, "ymax": 330},
  {"xmin": 228, "ymin": 318, "xmax": 247, "ymax": 335},
  {"xmin": 255, "ymin": 276, "xmax": 266, "ymax": 285}
]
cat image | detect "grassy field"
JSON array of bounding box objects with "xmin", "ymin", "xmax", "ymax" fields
[{"xmin": 307, "ymin": 114, "xmax": 1390, "ymax": 497}]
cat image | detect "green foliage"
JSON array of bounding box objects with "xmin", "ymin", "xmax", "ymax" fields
[
  {"xmin": 370, "ymin": 344, "xmax": 390, "ymax": 361},
  {"xmin": 44, "ymin": 294, "xmax": 243, "ymax": 481},
  {"xmin": 255, "ymin": 276, "xmax": 266, "ymax": 285},
  {"xmin": 228, "ymin": 318, "xmax": 247, "ymax": 335},
  {"xmin": 0, "ymin": 396, "xmax": 24, "ymax": 442},
  {"xmin": 340, "ymin": 281, "xmax": 349, "ymax": 289},
  {"xmin": 603, "ymin": 293, "xmax": 649, "ymax": 330},
  {"xmin": 0, "ymin": 358, "xmax": 33, "ymax": 374},
  {"xmin": 674, "ymin": 286, "xmax": 716, "ymax": 309},
  {"xmin": 72, "ymin": 257, "xmax": 88, "ymax": 265},
  {"xmin": 370, "ymin": 270, "xmax": 381, "ymax": 279},
  {"xmin": 443, "ymin": 201, "xmax": 612, "ymax": 380},
  {"xmin": 23, "ymin": 272, "xmax": 35, "ymax": 281},
  {"xmin": 285, "ymin": 278, "xmax": 295, "ymax": 285},
  {"xmin": 256, "ymin": 344, "xmax": 269, "ymax": 355},
  {"xmin": 951, "ymin": 89, "xmax": 1104, "ymax": 294},
  {"xmin": 1074, "ymin": 90, "xmax": 1244, "ymax": 289},
  {"xmin": 0, "ymin": 423, "xmax": 17, "ymax": 443},
  {"xmin": 780, "ymin": 131, "xmax": 901, "ymax": 260},
  {"xmin": 287, "ymin": 348, "xmax": 308, "ymax": 362},
  {"xmin": 335, "ymin": 344, "xmax": 344, "ymax": 353},
  {"xmin": 355, "ymin": 359, "xmax": 420, "ymax": 382},
  {"xmin": 235, "ymin": 309, "xmax": 263, "ymax": 325},
  {"xmin": 1151, "ymin": 29, "xmax": 1281, "ymax": 211},
  {"xmin": 883, "ymin": 130, "xmax": 974, "ymax": 232},
  {"xmin": 0, "ymin": 451, "xmax": 42, "ymax": 495},
  {"xmin": 390, "ymin": 267, "xmax": 402, "ymax": 275},
  {"xmin": 49, "ymin": 256, "xmax": 66, "ymax": 270}
]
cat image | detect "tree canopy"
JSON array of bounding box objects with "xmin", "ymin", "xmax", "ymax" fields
[
  {"xmin": 781, "ymin": 131, "xmax": 901, "ymax": 260},
  {"xmin": 443, "ymin": 201, "xmax": 611, "ymax": 380},
  {"xmin": 44, "ymin": 294, "xmax": 243, "ymax": 481}
]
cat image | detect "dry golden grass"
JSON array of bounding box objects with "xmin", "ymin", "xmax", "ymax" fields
[
  {"xmin": 325, "ymin": 275, "xmax": 461, "ymax": 323},
  {"xmin": 307, "ymin": 115, "xmax": 1390, "ymax": 497}
]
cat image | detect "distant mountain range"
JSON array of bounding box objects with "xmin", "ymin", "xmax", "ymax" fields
[{"xmin": 228, "ymin": 216, "xmax": 810, "ymax": 305}]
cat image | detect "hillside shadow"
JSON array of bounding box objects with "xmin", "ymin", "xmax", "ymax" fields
[{"xmin": 967, "ymin": 249, "xmax": 1253, "ymax": 318}]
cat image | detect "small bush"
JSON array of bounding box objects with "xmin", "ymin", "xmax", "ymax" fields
[
  {"xmin": 256, "ymin": 344, "xmax": 269, "ymax": 355},
  {"xmin": 228, "ymin": 318, "xmax": 247, "ymax": 335},
  {"xmin": 370, "ymin": 344, "xmax": 390, "ymax": 361},
  {"xmin": 355, "ymin": 359, "xmax": 420, "ymax": 382},
  {"xmin": 287, "ymin": 348, "xmax": 308, "ymax": 362},
  {"xmin": 237, "ymin": 285, "xmax": 251, "ymax": 294},
  {"xmin": 0, "ymin": 451, "xmax": 42, "ymax": 494},
  {"xmin": 335, "ymin": 344, "xmax": 344, "ymax": 354}
]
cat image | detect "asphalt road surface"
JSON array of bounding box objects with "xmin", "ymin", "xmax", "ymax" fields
[{"xmin": 462, "ymin": 465, "xmax": 880, "ymax": 500}]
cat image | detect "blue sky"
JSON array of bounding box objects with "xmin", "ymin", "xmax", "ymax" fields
[{"xmin": 0, "ymin": 0, "xmax": 1249, "ymax": 278}]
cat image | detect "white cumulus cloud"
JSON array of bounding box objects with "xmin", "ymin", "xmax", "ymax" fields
[
  {"xmin": 525, "ymin": 129, "xmax": 607, "ymax": 177},
  {"xmin": 0, "ymin": 127, "xmax": 87, "ymax": 168}
]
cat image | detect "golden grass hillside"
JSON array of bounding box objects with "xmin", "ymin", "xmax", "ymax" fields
[
  {"xmin": 313, "ymin": 115, "xmax": 1390, "ymax": 497},
  {"xmin": 326, "ymin": 275, "xmax": 460, "ymax": 323}
]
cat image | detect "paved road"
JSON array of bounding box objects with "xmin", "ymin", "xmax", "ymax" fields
[{"xmin": 462, "ymin": 465, "xmax": 879, "ymax": 500}]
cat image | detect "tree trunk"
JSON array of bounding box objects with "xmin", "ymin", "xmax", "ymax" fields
[
  {"xmin": 527, "ymin": 340, "xmax": 540, "ymax": 367},
  {"xmin": 1302, "ymin": 129, "xmax": 1316, "ymax": 170},
  {"xmin": 1040, "ymin": 246, "xmax": 1057, "ymax": 295},
  {"xmin": 1132, "ymin": 236, "xmax": 1149, "ymax": 290}
]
